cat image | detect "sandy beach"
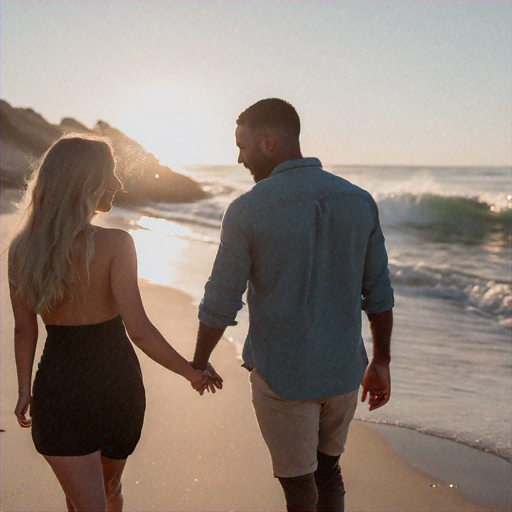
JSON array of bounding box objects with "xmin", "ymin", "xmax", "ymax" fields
[{"xmin": 0, "ymin": 195, "xmax": 507, "ymax": 512}]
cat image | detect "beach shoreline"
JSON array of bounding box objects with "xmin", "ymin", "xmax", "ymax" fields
[{"xmin": 1, "ymin": 192, "xmax": 509, "ymax": 511}]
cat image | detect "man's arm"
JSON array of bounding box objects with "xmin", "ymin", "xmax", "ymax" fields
[
  {"xmin": 361, "ymin": 309, "xmax": 393, "ymax": 411},
  {"xmin": 193, "ymin": 199, "xmax": 251, "ymax": 373},
  {"xmin": 191, "ymin": 322, "xmax": 226, "ymax": 370},
  {"xmin": 360, "ymin": 197, "xmax": 394, "ymax": 411},
  {"xmin": 368, "ymin": 309, "xmax": 392, "ymax": 366}
]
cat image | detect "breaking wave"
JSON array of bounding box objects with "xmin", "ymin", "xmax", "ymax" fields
[
  {"xmin": 377, "ymin": 192, "xmax": 511, "ymax": 237},
  {"xmin": 390, "ymin": 262, "xmax": 511, "ymax": 328}
]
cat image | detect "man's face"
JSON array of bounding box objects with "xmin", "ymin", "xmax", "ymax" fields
[{"xmin": 235, "ymin": 124, "xmax": 274, "ymax": 183}]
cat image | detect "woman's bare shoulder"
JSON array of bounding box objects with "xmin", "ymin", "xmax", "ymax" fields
[{"xmin": 93, "ymin": 227, "xmax": 135, "ymax": 252}]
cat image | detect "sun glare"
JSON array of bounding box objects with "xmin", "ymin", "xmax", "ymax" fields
[
  {"xmin": 117, "ymin": 83, "xmax": 221, "ymax": 167},
  {"xmin": 129, "ymin": 216, "xmax": 191, "ymax": 287}
]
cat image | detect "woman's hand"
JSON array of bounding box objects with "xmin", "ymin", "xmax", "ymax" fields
[
  {"xmin": 14, "ymin": 394, "xmax": 32, "ymax": 427},
  {"xmin": 189, "ymin": 368, "xmax": 209, "ymax": 395}
]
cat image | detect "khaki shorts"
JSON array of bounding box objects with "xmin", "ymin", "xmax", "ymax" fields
[{"xmin": 250, "ymin": 370, "xmax": 358, "ymax": 478}]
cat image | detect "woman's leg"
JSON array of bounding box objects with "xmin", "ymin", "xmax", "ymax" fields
[
  {"xmin": 101, "ymin": 456, "xmax": 127, "ymax": 512},
  {"xmin": 44, "ymin": 451, "xmax": 106, "ymax": 512}
]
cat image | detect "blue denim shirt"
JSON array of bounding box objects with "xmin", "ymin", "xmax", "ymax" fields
[{"xmin": 199, "ymin": 158, "xmax": 394, "ymax": 400}]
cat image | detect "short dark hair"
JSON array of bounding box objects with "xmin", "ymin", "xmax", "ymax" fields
[{"xmin": 236, "ymin": 98, "xmax": 300, "ymax": 138}]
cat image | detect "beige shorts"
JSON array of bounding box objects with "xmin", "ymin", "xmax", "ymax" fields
[{"xmin": 250, "ymin": 370, "xmax": 358, "ymax": 478}]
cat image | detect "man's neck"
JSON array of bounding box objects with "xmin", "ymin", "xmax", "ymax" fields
[{"xmin": 273, "ymin": 148, "xmax": 303, "ymax": 167}]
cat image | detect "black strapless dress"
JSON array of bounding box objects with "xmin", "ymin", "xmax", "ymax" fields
[{"xmin": 32, "ymin": 315, "xmax": 146, "ymax": 460}]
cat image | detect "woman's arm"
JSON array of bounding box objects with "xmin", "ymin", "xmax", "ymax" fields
[
  {"xmin": 109, "ymin": 230, "xmax": 220, "ymax": 390},
  {"xmin": 9, "ymin": 281, "xmax": 38, "ymax": 427}
]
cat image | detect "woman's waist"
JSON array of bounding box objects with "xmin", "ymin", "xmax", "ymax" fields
[
  {"xmin": 44, "ymin": 314, "xmax": 123, "ymax": 333},
  {"xmin": 42, "ymin": 315, "xmax": 133, "ymax": 350},
  {"xmin": 39, "ymin": 316, "xmax": 140, "ymax": 370},
  {"xmin": 34, "ymin": 343, "xmax": 143, "ymax": 389}
]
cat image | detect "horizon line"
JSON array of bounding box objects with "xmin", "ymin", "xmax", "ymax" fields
[{"xmin": 179, "ymin": 162, "xmax": 512, "ymax": 170}]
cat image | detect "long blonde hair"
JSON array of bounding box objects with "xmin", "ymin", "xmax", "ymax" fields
[{"xmin": 8, "ymin": 135, "xmax": 116, "ymax": 314}]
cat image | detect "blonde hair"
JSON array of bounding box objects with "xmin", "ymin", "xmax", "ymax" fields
[{"xmin": 8, "ymin": 135, "xmax": 116, "ymax": 314}]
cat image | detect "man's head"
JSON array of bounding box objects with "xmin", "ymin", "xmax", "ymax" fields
[{"xmin": 236, "ymin": 98, "xmax": 302, "ymax": 183}]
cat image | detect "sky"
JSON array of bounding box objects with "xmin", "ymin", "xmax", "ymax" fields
[{"xmin": 1, "ymin": 0, "xmax": 511, "ymax": 168}]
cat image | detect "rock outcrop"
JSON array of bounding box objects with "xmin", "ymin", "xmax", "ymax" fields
[{"xmin": 0, "ymin": 99, "xmax": 206, "ymax": 204}]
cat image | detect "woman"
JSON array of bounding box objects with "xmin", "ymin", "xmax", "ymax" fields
[{"xmin": 8, "ymin": 135, "xmax": 221, "ymax": 512}]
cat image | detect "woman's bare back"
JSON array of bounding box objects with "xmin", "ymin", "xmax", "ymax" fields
[{"xmin": 41, "ymin": 227, "xmax": 125, "ymax": 326}]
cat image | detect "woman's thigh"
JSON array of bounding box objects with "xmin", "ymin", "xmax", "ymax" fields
[
  {"xmin": 101, "ymin": 456, "xmax": 127, "ymax": 496},
  {"xmin": 44, "ymin": 450, "xmax": 106, "ymax": 511}
]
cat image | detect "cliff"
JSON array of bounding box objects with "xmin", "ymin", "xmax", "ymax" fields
[{"xmin": 0, "ymin": 99, "xmax": 207, "ymax": 204}]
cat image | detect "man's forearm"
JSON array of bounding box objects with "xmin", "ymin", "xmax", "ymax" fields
[
  {"xmin": 367, "ymin": 309, "xmax": 393, "ymax": 366},
  {"xmin": 191, "ymin": 321, "xmax": 226, "ymax": 370}
]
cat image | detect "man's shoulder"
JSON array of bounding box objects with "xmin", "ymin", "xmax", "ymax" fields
[
  {"xmin": 227, "ymin": 187, "xmax": 255, "ymax": 212},
  {"xmin": 221, "ymin": 189, "xmax": 255, "ymax": 228},
  {"xmin": 309, "ymin": 167, "xmax": 375, "ymax": 201}
]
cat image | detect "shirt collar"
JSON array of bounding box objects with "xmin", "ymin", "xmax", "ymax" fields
[{"xmin": 269, "ymin": 157, "xmax": 322, "ymax": 178}]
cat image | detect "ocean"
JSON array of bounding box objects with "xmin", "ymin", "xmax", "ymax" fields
[{"xmin": 110, "ymin": 163, "xmax": 511, "ymax": 462}]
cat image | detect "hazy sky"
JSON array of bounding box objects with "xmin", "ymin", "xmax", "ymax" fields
[{"xmin": 1, "ymin": 0, "xmax": 511, "ymax": 167}]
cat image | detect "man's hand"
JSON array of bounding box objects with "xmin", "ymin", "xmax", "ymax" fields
[
  {"xmin": 192, "ymin": 363, "xmax": 223, "ymax": 395},
  {"xmin": 361, "ymin": 362, "xmax": 390, "ymax": 411}
]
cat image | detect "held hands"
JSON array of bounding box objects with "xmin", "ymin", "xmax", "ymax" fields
[
  {"xmin": 14, "ymin": 393, "xmax": 32, "ymax": 428},
  {"xmin": 189, "ymin": 363, "xmax": 223, "ymax": 396},
  {"xmin": 361, "ymin": 361, "xmax": 390, "ymax": 411}
]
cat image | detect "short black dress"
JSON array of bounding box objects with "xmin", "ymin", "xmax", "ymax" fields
[{"xmin": 32, "ymin": 315, "xmax": 146, "ymax": 460}]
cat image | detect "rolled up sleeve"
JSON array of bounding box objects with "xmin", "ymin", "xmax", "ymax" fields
[
  {"xmin": 361, "ymin": 199, "xmax": 394, "ymax": 314},
  {"xmin": 198, "ymin": 201, "xmax": 251, "ymax": 329}
]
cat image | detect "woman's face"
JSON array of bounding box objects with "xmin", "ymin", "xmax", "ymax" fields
[{"xmin": 96, "ymin": 170, "xmax": 122, "ymax": 213}]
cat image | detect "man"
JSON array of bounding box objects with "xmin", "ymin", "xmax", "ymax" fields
[{"xmin": 192, "ymin": 98, "xmax": 393, "ymax": 511}]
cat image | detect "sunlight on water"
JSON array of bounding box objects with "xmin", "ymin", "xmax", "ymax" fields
[{"xmin": 129, "ymin": 216, "xmax": 193, "ymax": 287}]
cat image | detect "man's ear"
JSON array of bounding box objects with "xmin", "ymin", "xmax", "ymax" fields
[{"xmin": 260, "ymin": 130, "xmax": 277, "ymax": 155}]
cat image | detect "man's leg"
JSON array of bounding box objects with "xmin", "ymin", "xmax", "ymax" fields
[
  {"xmin": 278, "ymin": 473, "xmax": 317, "ymax": 512},
  {"xmin": 316, "ymin": 389, "xmax": 358, "ymax": 512},
  {"xmin": 314, "ymin": 451, "xmax": 344, "ymax": 511},
  {"xmin": 249, "ymin": 370, "xmax": 320, "ymax": 511}
]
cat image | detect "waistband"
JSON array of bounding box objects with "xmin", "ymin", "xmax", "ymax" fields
[{"xmin": 45, "ymin": 314, "xmax": 123, "ymax": 334}]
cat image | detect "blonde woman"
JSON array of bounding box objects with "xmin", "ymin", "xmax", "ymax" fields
[{"xmin": 8, "ymin": 136, "xmax": 221, "ymax": 512}]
